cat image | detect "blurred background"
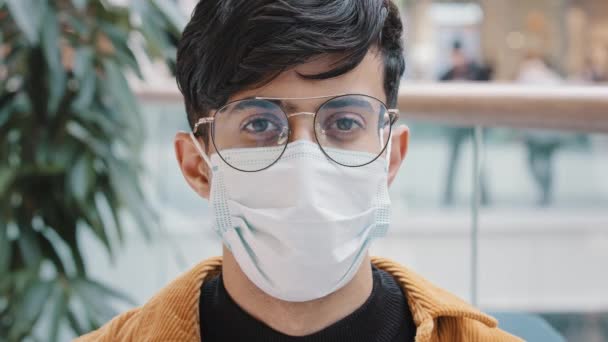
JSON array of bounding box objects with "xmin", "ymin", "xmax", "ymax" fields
[{"xmin": 1, "ymin": 0, "xmax": 607, "ymax": 341}]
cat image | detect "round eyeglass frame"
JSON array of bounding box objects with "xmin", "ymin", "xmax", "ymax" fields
[{"xmin": 192, "ymin": 93, "xmax": 400, "ymax": 172}]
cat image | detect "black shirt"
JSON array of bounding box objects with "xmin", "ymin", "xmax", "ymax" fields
[{"xmin": 199, "ymin": 266, "xmax": 416, "ymax": 342}]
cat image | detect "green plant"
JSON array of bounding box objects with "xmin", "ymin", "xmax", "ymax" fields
[{"xmin": 0, "ymin": 0, "xmax": 184, "ymax": 340}]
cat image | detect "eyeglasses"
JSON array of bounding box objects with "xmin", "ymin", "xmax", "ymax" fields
[{"xmin": 193, "ymin": 93, "xmax": 399, "ymax": 172}]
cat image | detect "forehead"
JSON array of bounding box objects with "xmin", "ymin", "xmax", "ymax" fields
[{"xmin": 227, "ymin": 49, "xmax": 387, "ymax": 109}]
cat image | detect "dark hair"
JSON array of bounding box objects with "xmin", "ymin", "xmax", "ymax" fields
[{"xmin": 176, "ymin": 0, "xmax": 405, "ymax": 136}]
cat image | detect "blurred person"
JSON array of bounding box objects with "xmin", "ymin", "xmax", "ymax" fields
[
  {"xmin": 516, "ymin": 52, "xmax": 566, "ymax": 206},
  {"xmin": 440, "ymin": 40, "xmax": 492, "ymax": 206},
  {"xmin": 76, "ymin": 1, "xmax": 521, "ymax": 341},
  {"xmin": 439, "ymin": 40, "xmax": 487, "ymax": 82},
  {"xmin": 516, "ymin": 53, "xmax": 562, "ymax": 85},
  {"xmin": 580, "ymin": 57, "xmax": 605, "ymax": 83},
  {"xmin": 577, "ymin": 57, "xmax": 606, "ymax": 83}
]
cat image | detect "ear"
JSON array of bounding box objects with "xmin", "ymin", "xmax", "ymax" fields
[
  {"xmin": 387, "ymin": 124, "xmax": 409, "ymax": 186},
  {"xmin": 174, "ymin": 132, "xmax": 212, "ymax": 199}
]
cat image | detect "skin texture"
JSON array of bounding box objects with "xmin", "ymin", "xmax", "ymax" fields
[{"xmin": 174, "ymin": 49, "xmax": 409, "ymax": 336}]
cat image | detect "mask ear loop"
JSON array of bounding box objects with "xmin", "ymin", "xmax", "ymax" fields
[
  {"xmin": 385, "ymin": 130, "xmax": 393, "ymax": 170},
  {"xmin": 379, "ymin": 116, "xmax": 393, "ymax": 169},
  {"xmin": 189, "ymin": 132, "xmax": 214, "ymax": 175}
]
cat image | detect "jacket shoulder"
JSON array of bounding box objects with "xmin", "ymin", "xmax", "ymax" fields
[
  {"xmin": 371, "ymin": 257, "xmax": 524, "ymax": 342},
  {"xmin": 73, "ymin": 256, "xmax": 222, "ymax": 341},
  {"xmin": 435, "ymin": 316, "xmax": 524, "ymax": 342}
]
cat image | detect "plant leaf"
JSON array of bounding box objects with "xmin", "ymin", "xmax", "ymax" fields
[
  {"xmin": 139, "ymin": 18, "xmax": 169, "ymax": 59},
  {"xmin": 71, "ymin": 0, "xmax": 88, "ymax": 11},
  {"xmin": 65, "ymin": 15, "xmax": 90, "ymax": 39},
  {"xmin": 66, "ymin": 308, "xmax": 86, "ymax": 336},
  {"xmin": 71, "ymin": 72, "xmax": 97, "ymax": 112},
  {"xmin": 0, "ymin": 217, "xmax": 11, "ymax": 274},
  {"xmin": 39, "ymin": 230, "xmax": 69, "ymax": 275},
  {"xmin": 73, "ymin": 47, "xmax": 95, "ymax": 80},
  {"xmin": 100, "ymin": 190, "xmax": 125, "ymax": 245},
  {"xmin": 107, "ymin": 160, "xmax": 156, "ymax": 240},
  {"xmin": 114, "ymin": 47, "xmax": 143, "ymax": 79},
  {"xmin": 66, "ymin": 120, "xmax": 113, "ymax": 159},
  {"xmin": 6, "ymin": 0, "xmax": 46, "ymax": 45},
  {"xmin": 102, "ymin": 60, "xmax": 139, "ymax": 116},
  {"xmin": 0, "ymin": 167, "xmax": 16, "ymax": 197},
  {"xmin": 77, "ymin": 200, "xmax": 114, "ymax": 261},
  {"xmin": 71, "ymin": 278, "xmax": 122, "ymax": 324},
  {"xmin": 76, "ymin": 277, "xmax": 136, "ymax": 306},
  {"xmin": 56, "ymin": 223, "xmax": 86, "ymax": 277},
  {"xmin": 41, "ymin": 9, "xmax": 67, "ymax": 115},
  {"xmin": 101, "ymin": 60, "xmax": 143, "ymax": 142},
  {"xmin": 151, "ymin": 0, "xmax": 186, "ymax": 31},
  {"xmin": 0, "ymin": 95, "xmax": 15, "ymax": 129},
  {"xmin": 10, "ymin": 279, "xmax": 53, "ymax": 339},
  {"xmin": 68, "ymin": 155, "xmax": 91, "ymax": 202},
  {"xmin": 16, "ymin": 227, "xmax": 42, "ymax": 267},
  {"xmin": 48, "ymin": 281, "xmax": 68, "ymax": 342}
]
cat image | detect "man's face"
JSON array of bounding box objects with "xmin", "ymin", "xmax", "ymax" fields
[{"xmin": 174, "ymin": 49, "xmax": 409, "ymax": 199}]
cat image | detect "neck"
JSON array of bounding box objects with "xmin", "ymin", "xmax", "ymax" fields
[{"xmin": 221, "ymin": 245, "xmax": 373, "ymax": 336}]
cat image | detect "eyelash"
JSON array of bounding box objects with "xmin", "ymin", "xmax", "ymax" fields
[
  {"xmin": 323, "ymin": 112, "xmax": 366, "ymax": 130},
  {"xmin": 240, "ymin": 114, "xmax": 282, "ymax": 132}
]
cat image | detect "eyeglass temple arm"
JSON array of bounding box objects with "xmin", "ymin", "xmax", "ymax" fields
[
  {"xmin": 193, "ymin": 117, "xmax": 214, "ymax": 134},
  {"xmin": 388, "ymin": 109, "xmax": 400, "ymax": 125}
]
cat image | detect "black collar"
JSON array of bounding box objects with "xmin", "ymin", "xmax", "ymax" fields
[{"xmin": 199, "ymin": 265, "xmax": 416, "ymax": 342}]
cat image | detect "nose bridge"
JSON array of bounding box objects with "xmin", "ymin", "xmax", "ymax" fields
[{"xmin": 288, "ymin": 111, "xmax": 317, "ymax": 143}]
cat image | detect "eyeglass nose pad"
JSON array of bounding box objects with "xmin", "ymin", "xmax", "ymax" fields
[
  {"xmin": 277, "ymin": 126, "xmax": 289, "ymax": 145},
  {"xmin": 316, "ymin": 122, "xmax": 327, "ymax": 142}
]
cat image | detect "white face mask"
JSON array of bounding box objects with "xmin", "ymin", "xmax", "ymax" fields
[{"xmin": 190, "ymin": 135, "xmax": 391, "ymax": 302}]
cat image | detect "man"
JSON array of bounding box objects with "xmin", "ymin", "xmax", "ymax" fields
[
  {"xmin": 439, "ymin": 40, "xmax": 492, "ymax": 206},
  {"xmin": 77, "ymin": 1, "xmax": 521, "ymax": 341},
  {"xmin": 516, "ymin": 52, "xmax": 565, "ymax": 206}
]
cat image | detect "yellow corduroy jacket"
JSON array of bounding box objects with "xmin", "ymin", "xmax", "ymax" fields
[{"xmin": 76, "ymin": 256, "xmax": 523, "ymax": 342}]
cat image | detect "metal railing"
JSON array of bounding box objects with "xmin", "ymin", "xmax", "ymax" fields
[
  {"xmin": 396, "ymin": 83, "xmax": 608, "ymax": 133},
  {"xmin": 138, "ymin": 83, "xmax": 608, "ymax": 132}
]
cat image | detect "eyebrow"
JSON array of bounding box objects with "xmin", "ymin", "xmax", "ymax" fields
[
  {"xmin": 320, "ymin": 97, "xmax": 374, "ymax": 112},
  {"xmin": 231, "ymin": 99, "xmax": 280, "ymax": 112},
  {"xmin": 230, "ymin": 97, "xmax": 375, "ymax": 114}
]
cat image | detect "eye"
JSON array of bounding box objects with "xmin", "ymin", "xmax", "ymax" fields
[
  {"xmin": 326, "ymin": 114, "xmax": 365, "ymax": 132},
  {"xmin": 243, "ymin": 117, "xmax": 279, "ymax": 133},
  {"xmin": 335, "ymin": 118, "xmax": 357, "ymax": 131}
]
